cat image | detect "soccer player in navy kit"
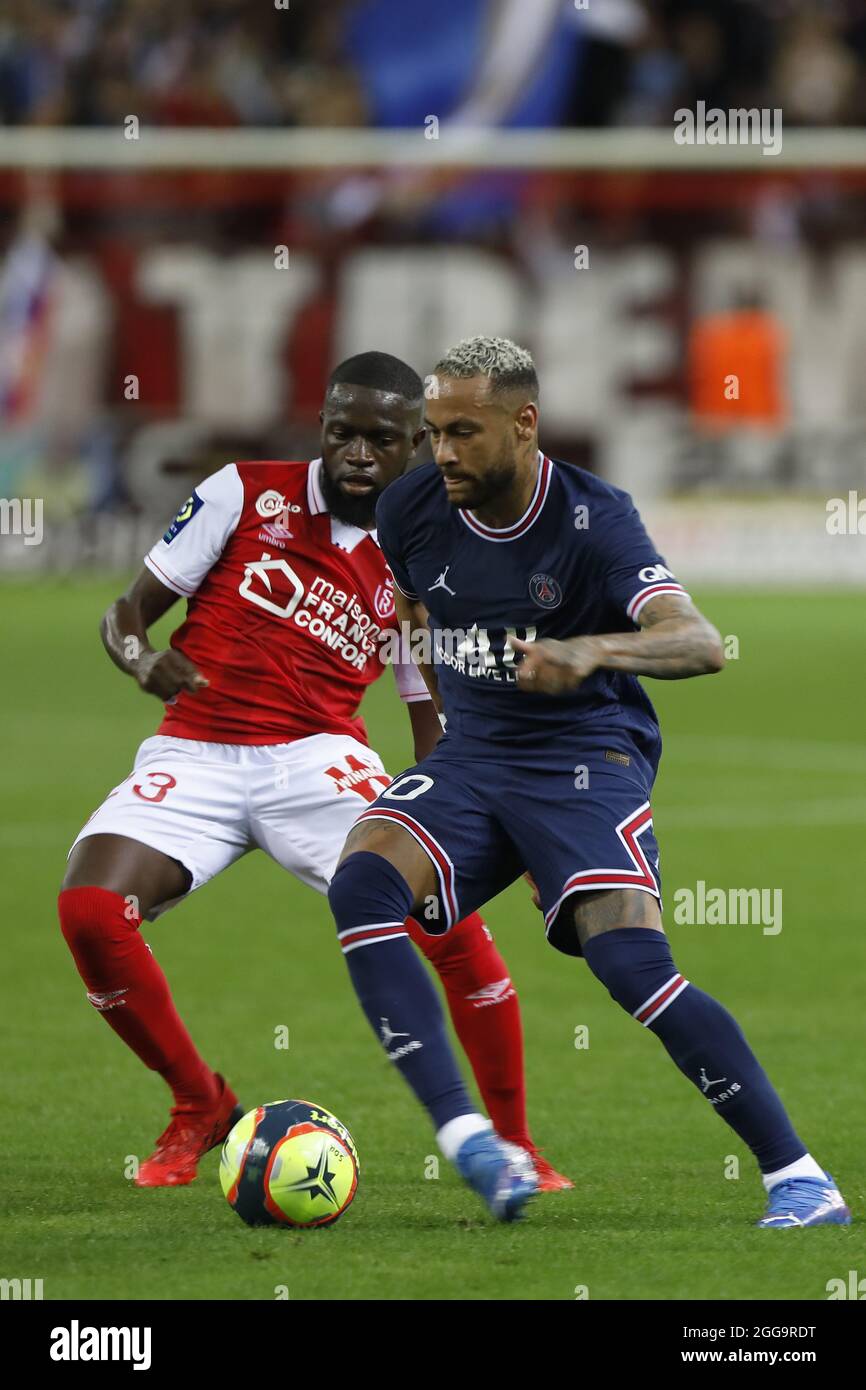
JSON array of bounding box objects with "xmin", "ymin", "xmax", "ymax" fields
[{"xmin": 328, "ymin": 336, "xmax": 850, "ymax": 1226}]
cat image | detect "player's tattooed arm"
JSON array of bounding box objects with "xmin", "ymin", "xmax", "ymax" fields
[
  {"xmin": 508, "ymin": 594, "xmax": 724, "ymax": 693},
  {"xmin": 100, "ymin": 569, "xmax": 209, "ymax": 699}
]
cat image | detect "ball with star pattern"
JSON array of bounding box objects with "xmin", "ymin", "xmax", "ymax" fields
[{"xmin": 220, "ymin": 1099, "xmax": 360, "ymax": 1228}]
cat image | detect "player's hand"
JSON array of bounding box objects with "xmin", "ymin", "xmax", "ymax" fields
[
  {"xmin": 135, "ymin": 649, "xmax": 209, "ymax": 699},
  {"xmin": 508, "ymin": 635, "xmax": 601, "ymax": 694}
]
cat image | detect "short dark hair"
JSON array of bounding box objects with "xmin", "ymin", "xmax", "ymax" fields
[{"xmin": 327, "ymin": 352, "xmax": 424, "ymax": 405}]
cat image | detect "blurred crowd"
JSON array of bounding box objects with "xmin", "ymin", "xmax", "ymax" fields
[{"xmin": 1, "ymin": 0, "xmax": 865, "ymax": 131}]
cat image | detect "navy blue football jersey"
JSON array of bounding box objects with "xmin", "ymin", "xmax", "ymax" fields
[{"xmin": 375, "ymin": 453, "xmax": 689, "ymax": 749}]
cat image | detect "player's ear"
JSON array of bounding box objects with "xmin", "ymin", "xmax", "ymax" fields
[
  {"xmin": 318, "ymin": 410, "xmax": 325, "ymax": 425},
  {"xmin": 409, "ymin": 426, "xmax": 427, "ymax": 458},
  {"xmin": 515, "ymin": 401, "xmax": 538, "ymax": 441}
]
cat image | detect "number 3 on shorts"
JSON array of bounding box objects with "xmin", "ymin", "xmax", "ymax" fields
[
  {"xmin": 132, "ymin": 772, "xmax": 178, "ymax": 804},
  {"xmin": 381, "ymin": 774, "xmax": 433, "ymax": 801}
]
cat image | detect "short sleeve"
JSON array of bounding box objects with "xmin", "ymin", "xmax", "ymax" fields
[
  {"xmin": 593, "ymin": 496, "xmax": 690, "ymax": 625},
  {"xmin": 144, "ymin": 464, "xmax": 244, "ymax": 598},
  {"xmin": 375, "ymin": 486, "xmax": 419, "ymax": 600}
]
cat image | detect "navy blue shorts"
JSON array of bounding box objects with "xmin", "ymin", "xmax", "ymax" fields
[{"xmin": 357, "ymin": 724, "xmax": 663, "ymax": 957}]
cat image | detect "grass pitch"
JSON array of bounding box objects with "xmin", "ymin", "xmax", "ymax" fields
[{"xmin": 1, "ymin": 580, "xmax": 863, "ymax": 1300}]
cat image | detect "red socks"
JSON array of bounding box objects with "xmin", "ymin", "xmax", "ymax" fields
[
  {"xmin": 406, "ymin": 911, "xmax": 532, "ymax": 1150},
  {"xmin": 58, "ymin": 886, "xmax": 217, "ymax": 1113},
  {"xmin": 58, "ymin": 887, "xmax": 533, "ymax": 1148}
]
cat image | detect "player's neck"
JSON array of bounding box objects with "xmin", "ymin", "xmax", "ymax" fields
[{"xmin": 471, "ymin": 446, "xmax": 540, "ymax": 530}]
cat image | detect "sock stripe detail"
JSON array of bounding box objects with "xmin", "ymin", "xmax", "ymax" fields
[
  {"xmin": 633, "ymin": 972, "xmax": 689, "ymax": 1026},
  {"xmin": 341, "ymin": 930, "xmax": 409, "ymax": 956},
  {"xmin": 337, "ymin": 921, "xmax": 405, "ymax": 942}
]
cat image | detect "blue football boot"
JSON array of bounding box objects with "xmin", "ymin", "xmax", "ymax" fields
[
  {"xmin": 757, "ymin": 1172, "xmax": 851, "ymax": 1228},
  {"xmin": 455, "ymin": 1131, "xmax": 538, "ymax": 1222}
]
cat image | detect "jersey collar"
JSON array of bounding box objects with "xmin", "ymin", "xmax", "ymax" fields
[
  {"xmin": 307, "ymin": 457, "xmax": 376, "ymax": 555},
  {"xmin": 306, "ymin": 457, "xmax": 328, "ymax": 515},
  {"xmin": 457, "ymin": 452, "xmax": 553, "ymax": 543}
]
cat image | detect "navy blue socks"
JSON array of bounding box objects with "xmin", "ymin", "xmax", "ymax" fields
[
  {"xmin": 328, "ymin": 852, "xmax": 478, "ymax": 1132},
  {"xmin": 582, "ymin": 927, "xmax": 807, "ymax": 1173}
]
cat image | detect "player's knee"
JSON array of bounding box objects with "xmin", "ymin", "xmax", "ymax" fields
[
  {"xmin": 326, "ymin": 858, "xmax": 356, "ymax": 926},
  {"xmin": 582, "ymin": 926, "xmax": 676, "ymax": 1015},
  {"xmin": 327, "ymin": 851, "xmax": 414, "ymax": 932},
  {"xmin": 58, "ymin": 886, "xmax": 140, "ymax": 950}
]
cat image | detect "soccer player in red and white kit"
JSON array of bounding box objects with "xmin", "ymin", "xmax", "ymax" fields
[{"xmin": 58, "ymin": 352, "xmax": 570, "ymax": 1192}]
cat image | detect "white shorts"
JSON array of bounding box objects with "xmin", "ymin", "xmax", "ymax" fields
[{"xmin": 70, "ymin": 733, "xmax": 393, "ymax": 918}]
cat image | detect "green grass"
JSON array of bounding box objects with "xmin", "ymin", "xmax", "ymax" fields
[{"xmin": 1, "ymin": 581, "xmax": 864, "ymax": 1300}]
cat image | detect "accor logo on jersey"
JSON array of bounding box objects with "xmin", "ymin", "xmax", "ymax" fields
[{"xmin": 238, "ymin": 558, "xmax": 387, "ymax": 670}]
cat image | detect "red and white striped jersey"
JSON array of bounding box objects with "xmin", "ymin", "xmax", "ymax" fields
[{"xmin": 143, "ymin": 459, "xmax": 428, "ymax": 745}]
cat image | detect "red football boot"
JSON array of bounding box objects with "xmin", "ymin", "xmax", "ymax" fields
[
  {"xmin": 524, "ymin": 1147, "xmax": 574, "ymax": 1193},
  {"xmin": 135, "ymin": 1074, "xmax": 243, "ymax": 1188}
]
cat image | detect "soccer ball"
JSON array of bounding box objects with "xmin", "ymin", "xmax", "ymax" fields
[{"xmin": 220, "ymin": 1099, "xmax": 360, "ymax": 1228}]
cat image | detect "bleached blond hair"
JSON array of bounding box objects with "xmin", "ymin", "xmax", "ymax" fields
[{"xmin": 433, "ymin": 336, "xmax": 539, "ymax": 399}]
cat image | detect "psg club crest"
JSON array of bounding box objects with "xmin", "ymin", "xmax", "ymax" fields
[
  {"xmin": 529, "ymin": 572, "xmax": 562, "ymax": 610},
  {"xmin": 374, "ymin": 578, "xmax": 396, "ymax": 620}
]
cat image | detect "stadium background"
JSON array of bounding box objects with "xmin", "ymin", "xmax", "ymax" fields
[{"xmin": 2, "ymin": 0, "xmax": 864, "ymax": 1302}]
